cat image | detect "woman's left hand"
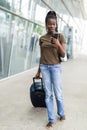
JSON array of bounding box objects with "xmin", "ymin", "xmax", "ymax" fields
[{"xmin": 51, "ymin": 37, "xmax": 60, "ymax": 46}]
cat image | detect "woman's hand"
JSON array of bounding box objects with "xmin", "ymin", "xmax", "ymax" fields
[
  {"xmin": 35, "ymin": 72, "xmax": 40, "ymax": 79},
  {"xmin": 35, "ymin": 68, "xmax": 40, "ymax": 79},
  {"xmin": 51, "ymin": 37, "xmax": 60, "ymax": 46}
]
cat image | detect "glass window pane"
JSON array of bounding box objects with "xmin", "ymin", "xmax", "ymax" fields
[
  {"xmin": 0, "ymin": 10, "xmax": 12, "ymax": 79},
  {"xmin": 8, "ymin": 17, "xmax": 29, "ymax": 75},
  {"xmin": 0, "ymin": 0, "xmax": 11, "ymax": 10}
]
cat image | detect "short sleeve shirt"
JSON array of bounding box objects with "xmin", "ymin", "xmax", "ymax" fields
[{"xmin": 39, "ymin": 33, "xmax": 66, "ymax": 64}]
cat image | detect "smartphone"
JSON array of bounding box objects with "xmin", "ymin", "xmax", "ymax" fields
[
  {"xmin": 52, "ymin": 33, "xmax": 58, "ymax": 39},
  {"xmin": 51, "ymin": 33, "xmax": 58, "ymax": 44}
]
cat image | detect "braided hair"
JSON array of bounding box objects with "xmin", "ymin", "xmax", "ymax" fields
[{"xmin": 45, "ymin": 11, "xmax": 58, "ymax": 32}]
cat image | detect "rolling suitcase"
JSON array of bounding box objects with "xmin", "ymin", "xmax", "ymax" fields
[{"xmin": 30, "ymin": 77, "xmax": 46, "ymax": 107}]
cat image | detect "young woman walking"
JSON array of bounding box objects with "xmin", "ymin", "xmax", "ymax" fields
[{"xmin": 35, "ymin": 10, "xmax": 66, "ymax": 128}]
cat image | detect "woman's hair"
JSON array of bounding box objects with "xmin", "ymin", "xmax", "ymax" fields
[{"xmin": 45, "ymin": 11, "xmax": 58, "ymax": 32}]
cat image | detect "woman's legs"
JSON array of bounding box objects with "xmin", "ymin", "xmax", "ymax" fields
[
  {"xmin": 51, "ymin": 64, "xmax": 65, "ymax": 117},
  {"xmin": 40, "ymin": 64, "xmax": 65, "ymax": 123},
  {"xmin": 40, "ymin": 64, "xmax": 56, "ymax": 123}
]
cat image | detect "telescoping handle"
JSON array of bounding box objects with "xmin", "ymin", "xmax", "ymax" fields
[{"xmin": 33, "ymin": 77, "xmax": 44, "ymax": 89}]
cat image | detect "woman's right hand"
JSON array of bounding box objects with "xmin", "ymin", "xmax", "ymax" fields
[{"xmin": 35, "ymin": 71, "xmax": 40, "ymax": 79}]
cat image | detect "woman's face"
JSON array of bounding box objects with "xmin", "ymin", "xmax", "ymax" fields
[{"xmin": 46, "ymin": 18, "xmax": 56, "ymax": 34}]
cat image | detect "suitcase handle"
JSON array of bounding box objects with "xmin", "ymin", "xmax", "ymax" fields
[{"xmin": 33, "ymin": 77, "xmax": 44, "ymax": 89}]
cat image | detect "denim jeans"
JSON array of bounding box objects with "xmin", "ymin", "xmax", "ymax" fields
[{"xmin": 40, "ymin": 64, "xmax": 64, "ymax": 122}]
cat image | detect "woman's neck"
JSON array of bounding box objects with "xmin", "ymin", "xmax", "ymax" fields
[{"xmin": 47, "ymin": 31, "xmax": 57, "ymax": 35}]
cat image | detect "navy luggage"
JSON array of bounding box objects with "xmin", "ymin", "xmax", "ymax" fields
[{"xmin": 30, "ymin": 77, "xmax": 46, "ymax": 107}]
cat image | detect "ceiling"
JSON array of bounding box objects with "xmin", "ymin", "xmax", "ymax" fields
[
  {"xmin": 42, "ymin": 0, "xmax": 87, "ymax": 20},
  {"xmin": 60, "ymin": 0, "xmax": 87, "ymax": 19}
]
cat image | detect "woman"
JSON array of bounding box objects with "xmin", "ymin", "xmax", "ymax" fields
[{"xmin": 35, "ymin": 11, "xmax": 66, "ymax": 128}]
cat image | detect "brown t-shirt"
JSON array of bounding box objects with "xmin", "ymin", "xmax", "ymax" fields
[{"xmin": 39, "ymin": 33, "xmax": 66, "ymax": 64}]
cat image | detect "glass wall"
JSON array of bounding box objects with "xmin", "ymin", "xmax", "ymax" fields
[
  {"xmin": 0, "ymin": 0, "xmax": 46, "ymax": 79},
  {"xmin": 0, "ymin": 10, "xmax": 13, "ymax": 78},
  {"xmin": 0, "ymin": 0, "xmax": 83, "ymax": 79}
]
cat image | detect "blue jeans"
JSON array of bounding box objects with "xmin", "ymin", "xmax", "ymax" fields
[{"xmin": 40, "ymin": 64, "xmax": 64, "ymax": 122}]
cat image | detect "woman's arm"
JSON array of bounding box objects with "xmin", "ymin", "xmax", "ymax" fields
[
  {"xmin": 35, "ymin": 46, "xmax": 41, "ymax": 78},
  {"xmin": 57, "ymin": 42, "xmax": 66, "ymax": 57},
  {"xmin": 51, "ymin": 34, "xmax": 66, "ymax": 58}
]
